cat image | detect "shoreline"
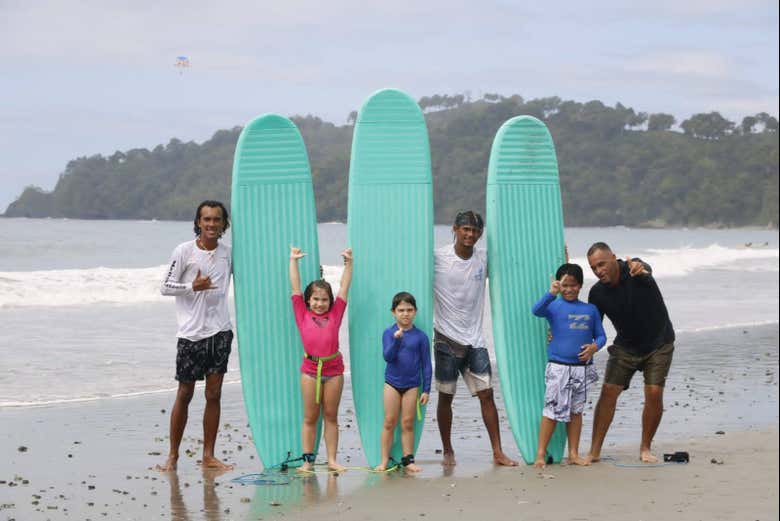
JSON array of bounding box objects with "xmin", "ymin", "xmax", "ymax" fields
[
  {"xmin": 4, "ymin": 323, "xmax": 778, "ymax": 438},
  {"xmin": 1, "ymin": 215, "xmax": 778, "ymax": 231}
]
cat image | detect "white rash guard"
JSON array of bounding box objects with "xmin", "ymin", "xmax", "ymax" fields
[
  {"xmin": 160, "ymin": 240, "xmax": 232, "ymax": 342},
  {"xmin": 433, "ymin": 244, "xmax": 488, "ymax": 349}
]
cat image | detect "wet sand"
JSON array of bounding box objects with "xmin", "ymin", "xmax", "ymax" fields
[
  {"xmin": 1, "ymin": 324, "xmax": 777, "ymax": 520},
  {"xmin": 2, "ymin": 386, "xmax": 777, "ymax": 521}
]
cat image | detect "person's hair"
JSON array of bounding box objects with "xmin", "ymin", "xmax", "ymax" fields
[
  {"xmin": 454, "ymin": 210, "xmax": 484, "ymax": 230},
  {"xmin": 303, "ymin": 280, "xmax": 335, "ymax": 310},
  {"xmin": 193, "ymin": 200, "xmax": 230, "ymax": 236},
  {"xmin": 555, "ymin": 263, "xmax": 584, "ymax": 286},
  {"xmin": 391, "ymin": 291, "xmax": 417, "ymax": 311},
  {"xmin": 586, "ymin": 241, "xmax": 612, "ymax": 258}
]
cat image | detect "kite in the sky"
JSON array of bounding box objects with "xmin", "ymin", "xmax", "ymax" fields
[{"xmin": 174, "ymin": 56, "xmax": 190, "ymax": 74}]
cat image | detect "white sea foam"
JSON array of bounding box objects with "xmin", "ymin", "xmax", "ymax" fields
[
  {"xmin": 0, "ymin": 265, "xmax": 173, "ymax": 308},
  {"xmin": 0, "ymin": 244, "xmax": 776, "ymax": 308},
  {"xmin": 0, "ymin": 377, "xmax": 243, "ymax": 408},
  {"xmin": 571, "ymin": 243, "xmax": 778, "ymax": 280}
]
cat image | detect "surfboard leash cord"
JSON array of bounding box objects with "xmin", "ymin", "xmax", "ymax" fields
[{"xmin": 600, "ymin": 455, "xmax": 684, "ymax": 468}]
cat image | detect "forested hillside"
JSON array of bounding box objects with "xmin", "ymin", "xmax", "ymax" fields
[{"xmin": 5, "ymin": 94, "xmax": 778, "ymax": 227}]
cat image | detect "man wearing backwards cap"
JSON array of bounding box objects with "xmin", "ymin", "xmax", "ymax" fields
[{"xmin": 432, "ymin": 210, "xmax": 519, "ymax": 466}]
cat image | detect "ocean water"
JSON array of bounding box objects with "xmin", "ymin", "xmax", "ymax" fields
[{"xmin": 0, "ymin": 219, "xmax": 777, "ymax": 416}]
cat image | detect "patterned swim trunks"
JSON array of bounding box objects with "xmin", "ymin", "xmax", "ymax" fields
[
  {"xmin": 175, "ymin": 330, "xmax": 233, "ymax": 382},
  {"xmin": 542, "ymin": 362, "xmax": 599, "ymax": 422}
]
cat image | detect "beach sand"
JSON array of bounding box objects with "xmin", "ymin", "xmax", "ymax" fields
[
  {"xmin": 305, "ymin": 428, "xmax": 779, "ymax": 521},
  {"xmin": 2, "ymin": 378, "xmax": 778, "ymax": 521},
  {"xmin": 2, "ymin": 324, "xmax": 778, "ymax": 520}
]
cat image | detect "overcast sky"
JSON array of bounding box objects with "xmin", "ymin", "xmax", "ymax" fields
[{"xmin": 1, "ymin": 0, "xmax": 778, "ymax": 211}]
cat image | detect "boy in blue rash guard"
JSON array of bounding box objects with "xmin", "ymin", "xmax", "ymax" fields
[
  {"xmin": 375, "ymin": 292, "xmax": 432, "ymax": 472},
  {"xmin": 531, "ymin": 263, "xmax": 606, "ymax": 468}
]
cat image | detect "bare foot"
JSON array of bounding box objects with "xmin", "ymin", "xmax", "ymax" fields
[
  {"xmin": 640, "ymin": 450, "xmax": 659, "ymax": 463},
  {"xmin": 533, "ymin": 458, "xmax": 546, "ymax": 469},
  {"xmin": 297, "ymin": 461, "xmax": 314, "ymax": 473},
  {"xmin": 328, "ymin": 461, "xmax": 347, "ymax": 472},
  {"xmin": 405, "ymin": 463, "xmax": 422, "ymax": 473},
  {"xmin": 493, "ymin": 452, "xmax": 519, "ymax": 467},
  {"xmin": 156, "ymin": 455, "xmax": 178, "ymax": 472},
  {"xmin": 441, "ymin": 451, "xmax": 456, "ymax": 466},
  {"xmin": 374, "ymin": 464, "xmax": 387, "ymax": 471},
  {"xmin": 200, "ymin": 456, "xmax": 234, "ymax": 471},
  {"xmin": 568, "ymin": 454, "xmax": 590, "ymax": 466},
  {"xmin": 585, "ymin": 452, "xmax": 600, "ymax": 464}
]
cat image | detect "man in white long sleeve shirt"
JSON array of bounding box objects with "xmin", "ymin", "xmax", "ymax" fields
[{"xmin": 156, "ymin": 200, "xmax": 234, "ymax": 472}]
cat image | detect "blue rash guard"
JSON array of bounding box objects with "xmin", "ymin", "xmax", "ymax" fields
[
  {"xmin": 531, "ymin": 292, "xmax": 607, "ymax": 365},
  {"xmin": 382, "ymin": 324, "xmax": 432, "ymax": 393}
]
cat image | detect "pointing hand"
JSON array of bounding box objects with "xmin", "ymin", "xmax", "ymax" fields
[
  {"xmin": 626, "ymin": 257, "xmax": 648, "ymax": 277},
  {"xmin": 192, "ymin": 269, "xmax": 217, "ymax": 291},
  {"xmin": 549, "ymin": 275, "xmax": 561, "ymax": 296}
]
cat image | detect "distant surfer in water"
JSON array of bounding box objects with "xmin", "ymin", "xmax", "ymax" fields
[
  {"xmin": 433, "ymin": 211, "xmax": 518, "ymax": 467},
  {"xmin": 289, "ymin": 245, "xmax": 353, "ymax": 472},
  {"xmin": 585, "ymin": 242, "xmax": 675, "ymax": 464},
  {"xmin": 157, "ymin": 200, "xmax": 235, "ymax": 472}
]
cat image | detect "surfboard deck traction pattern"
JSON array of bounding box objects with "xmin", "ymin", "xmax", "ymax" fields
[
  {"xmin": 348, "ymin": 88, "xmax": 434, "ymax": 468},
  {"xmin": 486, "ymin": 115, "xmax": 567, "ymax": 464},
  {"xmin": 231, "ymin": 114, "xmax": 321, "ymax": 469}
]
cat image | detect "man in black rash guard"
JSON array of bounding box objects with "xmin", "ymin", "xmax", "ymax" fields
[{"xmin": 585, "ymin": 242, "xmax": 675, "ymax": 464}]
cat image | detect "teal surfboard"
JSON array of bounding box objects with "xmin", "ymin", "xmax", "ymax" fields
[
  {"xmin": 486, "ymin": 116, "xmax": 567, "ymax": 464},
  {"xmin": 347, "ymin": 89, "xmax": 434, "ymax": 467},
  {"xmin": 231, "ymin": 114, "xmax": 321, "ymax": 468}
]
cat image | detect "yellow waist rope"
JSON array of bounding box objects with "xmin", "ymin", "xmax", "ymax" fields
[{"xmin": 305, "ymin": 352, "xmax": 341, "ymax": 404}]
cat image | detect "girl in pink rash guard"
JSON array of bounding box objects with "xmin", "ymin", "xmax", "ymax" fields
[{"xmin": 289, "ymin": 245, "xmax": 353, "ymax": 472}]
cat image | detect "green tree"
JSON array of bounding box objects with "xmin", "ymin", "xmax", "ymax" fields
[
  {"xmin": 680, "ymin": 112, "xmax": 735, "ymax": 139},
  {"xmin": 4, "ymin": 93, "xmax": 777, "ymax": 229},
  {"xmin": 741, "ymin": 115, "xmax": 758, "ymax": 134},
  {"xmin": 647, "ymin": 113, "xmax": 676, "ymax": 131}
]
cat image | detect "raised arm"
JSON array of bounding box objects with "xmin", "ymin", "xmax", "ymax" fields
[
  {"xmin": 531, "ymin": 276, "xmax": 560, "ymax": 317},
  {"xmin": 289, "ymin": 246, "xmax": 306, "ymax": 296},
  {"xmin": 336, "ymin": 248, "xmax": 353, "ymax": 301}
]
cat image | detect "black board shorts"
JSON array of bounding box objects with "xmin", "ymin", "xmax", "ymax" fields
[{"xmin": 175, "ymin": 330, "xmax": 233, "ymax": 382}]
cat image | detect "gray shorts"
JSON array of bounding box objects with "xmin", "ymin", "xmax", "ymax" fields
[
  {"xmin": 543, "ymin": 362, "xmax": 599, "ymax": 422},
  {"xmin": 434, "ymin": 331, "xmax": 492, "ymax": 396}
]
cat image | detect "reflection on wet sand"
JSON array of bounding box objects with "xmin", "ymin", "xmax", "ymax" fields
[
  {"xmin": 164, "ymin": 453, "xmax": 517, "ymax": 520},
  {"xmin": 165, "ymin": 471, "xmax": 189, "ymax": 521},
  {"xmin": 249, "ymin": 469, "xmax": 341, "ymax": 516},
  {"xmin": 165, "ymin": 468, "xmax": 228, "ymax": 521}
]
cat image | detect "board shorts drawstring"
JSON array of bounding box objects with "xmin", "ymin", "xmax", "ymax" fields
[{"xmin": 304, "ymin": 352, "xmax": 342, "ymax": 404}]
